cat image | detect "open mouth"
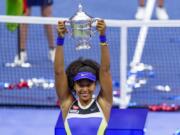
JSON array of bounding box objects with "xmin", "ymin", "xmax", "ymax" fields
[{"xmin": 81, "ymin": 93, "xmax": 89, "ymax": 97}]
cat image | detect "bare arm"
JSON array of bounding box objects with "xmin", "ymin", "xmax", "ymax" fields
[
  {"xmin": 54, "ymin": 46, "xmax": 71, "ymax": 102},
  {"xmin": 99, "ymin": 42, "xmax": 113, "ymax": 105},
  {"xmin": 54, "ymin": 21, "xmax": 73, "ymax": 118},
  {"xmin": 97, "ymin": 20, "xmax": 113, "ymax": 119}
]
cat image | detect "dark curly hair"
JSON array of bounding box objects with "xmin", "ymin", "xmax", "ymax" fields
[{"xmin": 66, "ymin": 57, "xmax": 100, "ymax": 91}]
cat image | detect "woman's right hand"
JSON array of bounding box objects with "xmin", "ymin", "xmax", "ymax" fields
[{"xmin": 57, "ymin": 21, "xmax": 67, "ymax": 38}]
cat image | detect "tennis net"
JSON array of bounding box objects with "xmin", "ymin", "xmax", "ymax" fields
[{"xmin": 0, "ymin": 15, "xmax": 180, "ymax": 109}]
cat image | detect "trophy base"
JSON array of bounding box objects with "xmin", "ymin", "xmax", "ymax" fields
[{"xmin": 75, "ymin": 40, "xmax": 91, "ymax": 50}]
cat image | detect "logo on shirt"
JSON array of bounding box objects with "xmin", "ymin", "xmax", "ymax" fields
[
  {"xmin": 90, "ymin": 107, "xmax": 97, "ymax": 112},
  {"xmin": 72, "ymin": 105, "xmax": 79, "ymax": 110},
  {"xmin": 69, "ymin": 109, "xmax": 79, "ymax": 113},
  {"xmin": 69, "ymin": 105, "xmax": 79, "ymax": 113}
]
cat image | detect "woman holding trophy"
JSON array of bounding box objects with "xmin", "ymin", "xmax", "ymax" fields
[{"xmin": 54, "ymin": 20, "xmax": 112, "ymax": 135}]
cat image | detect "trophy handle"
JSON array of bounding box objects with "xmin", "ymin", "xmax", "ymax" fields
[
  {"xmin": 90, "ymin": 18, "xmax": 101, "ymax": 35},
  {"xmin": 64, "ymin": 20, "xmax": 71, "ymax": 25},
  {"xmin": 64, "ymin": 20, "xmax": 73, "ymax": 37},
  {"xmin": 92, "ymin": 17, "xmax": 101, "ymax": 23}
]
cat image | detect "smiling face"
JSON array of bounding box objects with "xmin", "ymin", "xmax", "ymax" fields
[{"xmin": 74, "ymin": 79, "xmax": 96, "ymax": 105}]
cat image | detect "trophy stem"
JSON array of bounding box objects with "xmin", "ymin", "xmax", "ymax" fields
[{"xmin": 75, "ymin": 39, "xmax": 91, "ymax": 50}]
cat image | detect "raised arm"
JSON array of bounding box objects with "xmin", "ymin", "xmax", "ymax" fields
[
  {"xmin": 97, "ymin": 20, "xmax": 113, "ymax": 106},
  {"xmin": 54, "ymin": 21, "xmax": 73, "ymax": 116}
]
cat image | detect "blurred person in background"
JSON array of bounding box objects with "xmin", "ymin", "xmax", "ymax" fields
[
  {"xmin": 14, "ymin": 0, "xmax": 55, "ymax": 63},
  {"xmin": 54, "ymin": 20, "xmax": 112, "ymax": 134},
  {"xmin": 135, "ymin": 0, "xmax": 169, "ymax": 20}
]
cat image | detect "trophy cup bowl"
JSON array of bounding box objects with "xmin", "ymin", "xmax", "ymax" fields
[{"xmin": 66, "ymin": 4, "xmax": 98, "ymax": 50}]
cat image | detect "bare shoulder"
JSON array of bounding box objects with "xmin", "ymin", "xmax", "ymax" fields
[
  {"xmin": 97, "ymin": 96, "xmax": 112, "ymax": 122},
  {"xmin": 60, "ymin": 95, "xmax": 75, "ymax": 120}
]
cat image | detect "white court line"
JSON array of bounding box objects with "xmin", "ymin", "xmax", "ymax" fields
[{"xmin": 131, "ymin": 0, "xmax": 156, "ymax": 65}]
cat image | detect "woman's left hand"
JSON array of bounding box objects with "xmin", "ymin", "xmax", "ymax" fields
[{"xmin": 96, "ymin": 20, "xmax": 106, "ymax": 36}]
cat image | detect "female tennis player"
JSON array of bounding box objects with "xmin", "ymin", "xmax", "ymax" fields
[{"xmin": 54, "ymin": 20, "xmax": 112, "ymax": 135}]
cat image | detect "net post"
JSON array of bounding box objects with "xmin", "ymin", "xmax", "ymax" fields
[
  {"xmin": 119, "ymin": 26, "xmax": 129, "ymax": 109},
  {"xmin": 17, "ymin": 25, "xmax": 21, "ymax": 60}
]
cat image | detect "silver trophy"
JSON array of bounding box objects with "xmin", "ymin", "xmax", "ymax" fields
[{"xmin": 66, "ymin": 3, "xmax": 98, "ymax": 50}]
